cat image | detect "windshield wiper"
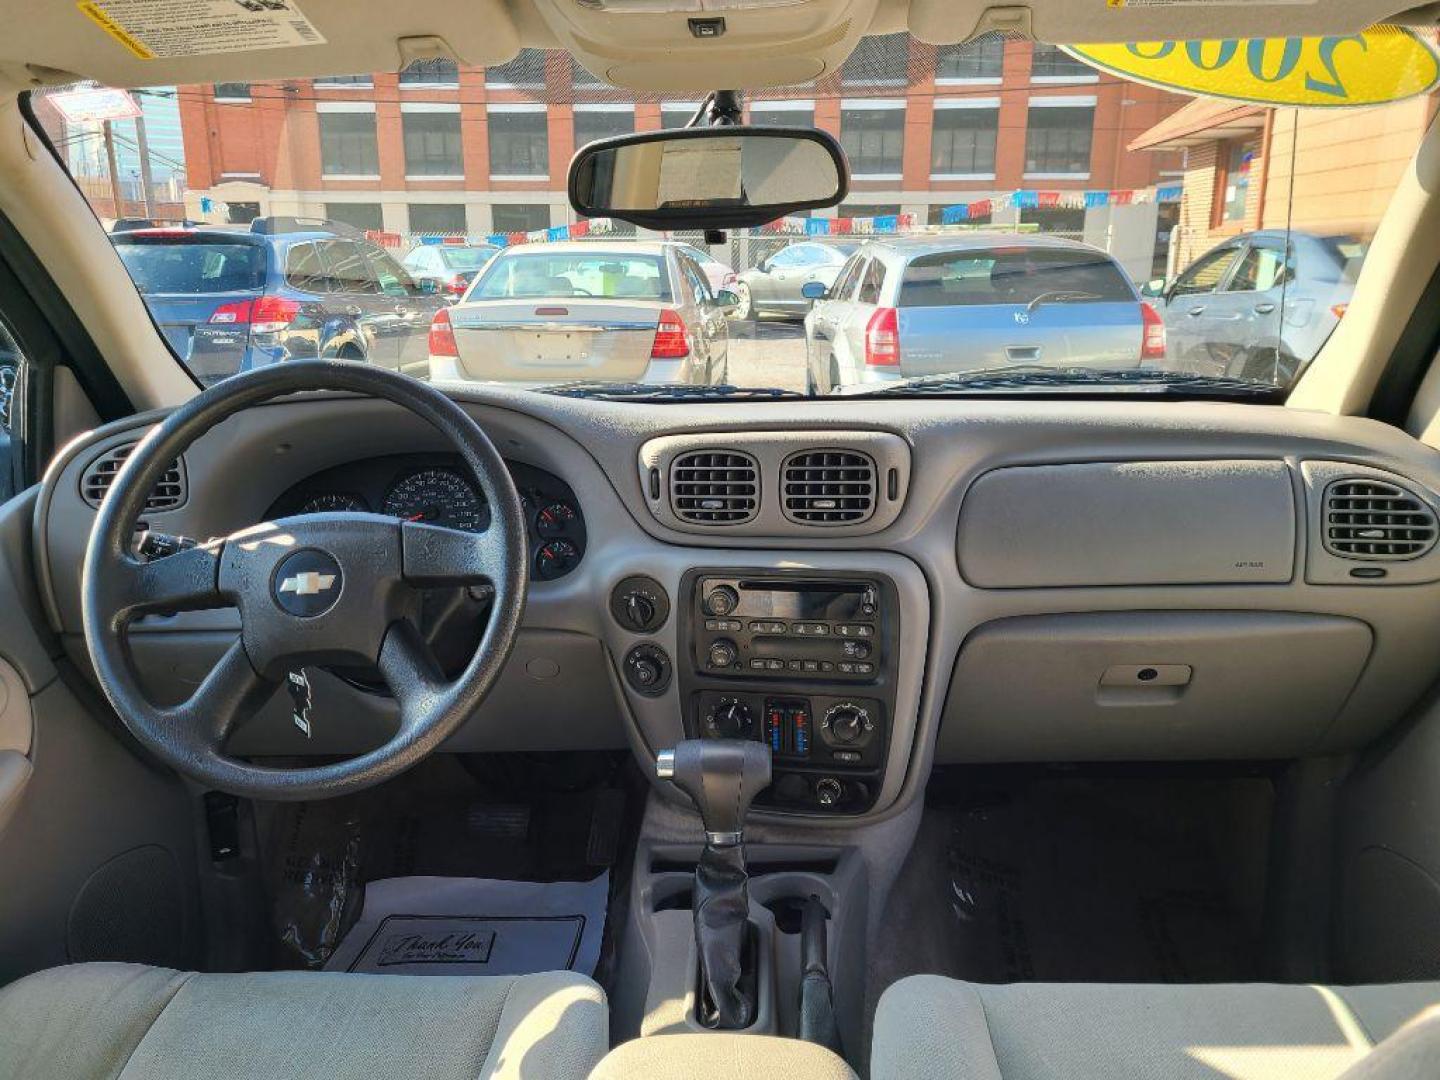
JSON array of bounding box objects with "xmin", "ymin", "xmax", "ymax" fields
[
  {"xmin": 539, "ymin": 381, "xmax": 806, "ymax": 402},
  {"xmin": 1025, "ymin": 290, "xmax": 1102, "ymax": 312},
  {"xmin": 845, "ymin": 365, "xmax": 1284, "ymax": 398}
]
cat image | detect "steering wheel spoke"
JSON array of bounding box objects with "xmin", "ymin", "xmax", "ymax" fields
[
  {"xmin": 162, "ymin": 637, "xmax": 277, "ymax": 747},
  {"xmin": 377, "ymin": 618, "xmax": 448, "ymax": 726},
  {"xmin": 111, "ymin": 542, "xmax": 227, "ymax": 621},
  {"xmin": 401, "ymin": 520, "xmax": 507, "ymax": 587}
]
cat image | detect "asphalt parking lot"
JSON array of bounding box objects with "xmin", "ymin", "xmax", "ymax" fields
[{"xmin": 725, "ymin": 316, "xmax": 810, "ymax": 392}]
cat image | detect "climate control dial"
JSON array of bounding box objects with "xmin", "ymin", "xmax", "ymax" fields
[
  {"xmin": 705, "ymin": 697, "xmax": 754, "ymax": 740},
  {"xmin": 821, "ymin": 702, "xmax": 872, "ymax": 745}
]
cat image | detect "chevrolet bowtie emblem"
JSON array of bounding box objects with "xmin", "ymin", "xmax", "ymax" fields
[{"xmin": 279, "ymin": 572, "xmax": 337, "ymax": 596}]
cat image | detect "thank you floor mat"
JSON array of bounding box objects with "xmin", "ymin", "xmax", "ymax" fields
[{"xmin": 324, "ymin": 874, "xmax": 608, "ymax": 977}]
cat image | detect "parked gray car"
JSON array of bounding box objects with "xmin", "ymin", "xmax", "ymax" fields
[
  {"xmin": 1145, "ymin": 230, "xmax": 1365, "ymax": 385},
  {"xmin": 804, "ymin": 235, "xmax": 1165, "ymax": 394},
  {"xmin": 429, "ymin": 241, "xmax": 735, "ymax": 387},
  {"xmin": 401, "ymin": 242, "xmax": 501, "ymax": 301},
  {"xmin": 732, "ymin": 240, "xmax": 858, "ymax": 321}
]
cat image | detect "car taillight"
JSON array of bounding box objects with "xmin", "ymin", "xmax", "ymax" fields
[
  {"xmin": 445, "ymin": 274, "xmax": 470, "ymax": 296},
  {"xmin": 209, "ymin": 300, "xmax": 251, "ymax": 325},
  {"xmin": 1140, "ymin": 301, "xmax": 1167, "ymax": 361},
  {"xmin": 864, "ymin": 307, "xmax": 900, "ymax": 367},
  {"xmin": 1331, "ymin": 303, "xmax": 1349, "ymax": 319},
  {"xmin": 428, "ymin": 308, "xmax": 459, "ymax": 358},
  {"xmin": 250, "ymin": 295, "xmax": 300, "ymax": 334},
  {"xmin": 651, "ymin": 309, "xmax": 690, "ymax": 359}
]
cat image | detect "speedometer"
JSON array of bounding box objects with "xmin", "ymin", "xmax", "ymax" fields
[{"xmin": 382, "ymin": 469, "xmax": 488, "ymax": 532}]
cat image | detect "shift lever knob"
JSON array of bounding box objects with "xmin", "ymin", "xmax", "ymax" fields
[{"xmin": 657, "ymin": 739, "xmax": 772, "ymax": 845}]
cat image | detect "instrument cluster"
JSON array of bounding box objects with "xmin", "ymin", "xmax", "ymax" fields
[{"xmin": 267, "ymin": 453, "xmax": 586, "ymax": 580}]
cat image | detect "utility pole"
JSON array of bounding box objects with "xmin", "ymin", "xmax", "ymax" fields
[
  {"xmin": 134, "ymin": 110, "xmax": 157, "ymax": 218},
  {"xmin": 101, "ymin": 121, "xmax": 125, "ymax": 221}
]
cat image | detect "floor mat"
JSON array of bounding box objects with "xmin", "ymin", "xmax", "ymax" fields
[
  {"xmin": 324, "ymin": 874, "xmax": 609, "ymax": 977},
  {"xmin": 874, "ymin": 773, "xmax": 1271, "ymax": 992}
]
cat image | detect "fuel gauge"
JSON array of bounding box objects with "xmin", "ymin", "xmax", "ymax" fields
[
  {"xmin": 535, "ymin": 501, "xmax": 578, "ymax": 537},
  {"xmin": 535, "ymin": 538, "xmax": 581, "ymax": 580}
]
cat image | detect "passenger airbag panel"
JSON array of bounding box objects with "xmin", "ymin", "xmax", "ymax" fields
[{"xmin": 958, "ymin": 460, "xmax": 1295, "ymax": 587}]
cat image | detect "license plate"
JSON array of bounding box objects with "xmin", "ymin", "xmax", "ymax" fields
[{"xmin": 524, "ymin": 332, "xmax": 592, "ymax": 365}]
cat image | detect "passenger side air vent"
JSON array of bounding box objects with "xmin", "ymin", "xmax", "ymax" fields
[
  {"xmin": 80, "ymin": 443, "xmax": 187, "ymax": 512},
  {"xmin": 781, "ymin": 449, "xmax": 877, "ymax": 525},
  {"xmin": 670, "ymin": 450, "xmax": 759, "ymax": 524},
  {"xmin": 1324, "ymin": 479, "xmax": 1437, "ymax": 560}
]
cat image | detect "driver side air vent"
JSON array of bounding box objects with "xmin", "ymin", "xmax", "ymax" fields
[
  {"xmin": 782, "ymin": 449, "xmax": 877, "ymax": 524},
  {"xmin": 80, "ymin": 443, "xmax": 187, "ymax": 512},
  {"xmin": 1323, "ymin": 479, "xmax": 1437, "ymax": 560},
  {"xmin": 670, "ymin": 450, "xmax": 759, "ymax": 524}
]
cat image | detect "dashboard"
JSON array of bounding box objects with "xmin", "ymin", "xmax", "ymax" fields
[
  {"xmin": 265, "ymin": 453, "xmax": 587, "ymax": 581},
  {"xmin": 26, "ymin": 386, "xmax": 1440, "ymax": 826}
]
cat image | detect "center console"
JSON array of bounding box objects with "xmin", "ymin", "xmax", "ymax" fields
[{"xmin": 678, "ymin": 569, "xmax": 900, "ymax": 815}]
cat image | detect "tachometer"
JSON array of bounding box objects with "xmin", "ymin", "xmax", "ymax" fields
[
  {"xmin": 382, "ymin": 469, "xmax": 488, "ymax": 533},
  {"xmin": 298, "ymin": 492, "xmax": 368, "ymax": 514}
]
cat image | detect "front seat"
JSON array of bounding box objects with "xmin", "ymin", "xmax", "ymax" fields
[
  {"xmin": 872, "ymin": 975, "xmax": 1440, "ymax": 1080},
  {"xmin": 0, "ymin": 962, "xmax": 608, "ymax": 1080}
]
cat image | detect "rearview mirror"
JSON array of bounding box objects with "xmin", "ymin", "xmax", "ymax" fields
[{"xmin": 569, "ymin": 126, "xmax": 849, "ymax": 231}]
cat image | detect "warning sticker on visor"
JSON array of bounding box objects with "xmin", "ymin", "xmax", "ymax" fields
[{"xmin": 77, "ymin": 0, "xmax": 326, "ymax": 60}]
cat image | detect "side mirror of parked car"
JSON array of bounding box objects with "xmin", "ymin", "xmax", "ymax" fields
[
  {"xmin": 416, "ymin": 278, "xmax": 440, "ymax": 295},
  {"xmin": 801, "ymin": 281, "xmax": 828, "ymax": 301},
  {"xmin": 714, "ymin": 288, "xmax": 741, "ymax": 312},
  {"xmin": 1140, "ymin": 277, "xmax": 1167, "ymax": 299}
]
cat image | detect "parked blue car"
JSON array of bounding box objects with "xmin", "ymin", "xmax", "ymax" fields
[{"xmin": 112, "ymin": 218, "xmax": 447, "ymax": 386}]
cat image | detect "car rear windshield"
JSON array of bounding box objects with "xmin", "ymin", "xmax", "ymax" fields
[
  {"xmin": 898, "ymin": 248, "xmax": 1136, "ymax": 308},
  {"xmin": 442, "ymin": 247, "xmax": 498, "ymax": 271},
  {"xmin": 472, "ymin": 253, "xmax": 671, "ymax": 301},
  {"xmin": 114, "ymin": 239, "xmax": 266, "ymax": 295}
]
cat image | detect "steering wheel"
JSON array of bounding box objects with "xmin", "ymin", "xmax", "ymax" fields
[{"xmin": 81, "ymin": 361, "xmax": 528, "ymax": 801}]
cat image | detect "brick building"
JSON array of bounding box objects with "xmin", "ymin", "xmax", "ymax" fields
[{"xmin": 177, "ymin": 35, "xmax": 1186, "ymax": 256}]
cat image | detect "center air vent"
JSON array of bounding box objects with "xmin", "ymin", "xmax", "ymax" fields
[
  {"xmin": 782, "ymin": 449, "xmax": 877, "ymax": 525},
  {"xmin": 1324, "ymin": 479, "xmax": 1437, "ymax": 560},
  {"xmin": 670, "ymin": 450, "xmax": 759, "ymax": 524},
  {"xmin": 80, "ymin": 443, "xmax": 187, "ymax": 512}
]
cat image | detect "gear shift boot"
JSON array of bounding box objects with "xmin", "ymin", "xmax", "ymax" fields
[{"xmin": 657, "ymin": 739, "xmax": 772, "ymax": 1030}]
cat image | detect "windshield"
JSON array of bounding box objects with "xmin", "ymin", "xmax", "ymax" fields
[{"xmin": 34, "ymin": 29, "xmax": 1435, "ymax": 398}]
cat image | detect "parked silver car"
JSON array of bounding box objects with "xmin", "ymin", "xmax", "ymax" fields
[
  {"xmin": 429, "ymin": 241, "xmax": 735, "ymax": 387},
  {"xmin": 401, "ymin": 242, "xmax": 501, "ymax": 301},
  {"xmin": 804, "ymin": 235, "xmax": 1164, "ymax": 394},
  {"xmin": 1145, "ymin": 230, "xmax": 1365, "ymax": 385},
  {"xmin": 732, "ymin": 240, "xmax": 858, "ymax": 321}
]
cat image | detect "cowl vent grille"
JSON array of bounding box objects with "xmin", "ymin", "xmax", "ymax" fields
[
  {"xmin": 1324, "ymin": 479, "xmax": 1437, "ymax": 560},
  {"xmin": 670, "ymin": 450, "xmax": 759, "ymax": 524},
  {"xmin": 80, "ymin": 443, "xmax": 187, "ymax": 512},
  {"xmin": 782, "ymin": 449, "xmax": 877, "ymax": 525}
]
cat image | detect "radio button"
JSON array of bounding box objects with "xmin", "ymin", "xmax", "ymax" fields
[
  {"xmin": 855, "ymin": 662, "xmax": 875, "ymax": 675},
  {"xmin": 749, "ymin": 659, "xmax": 766, "ymax": 670},
  {"xmin": 765, "ymin": 659, "xmax": 784, "ymax": 671},
  {"xmin": 820, "ymin": 661, "xmax": 835, "ymax": 673},
  {"xmin": 802, "ymin": 660, "xmax": 820, "ymax": 673}
]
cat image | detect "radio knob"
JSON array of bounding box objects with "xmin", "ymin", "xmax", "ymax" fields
[
  {"xmin": 704, "ymin": 585, "xmax": 740, "ymax": 617},
  {"xmin": 707, "ymin": 639, "xmax": 738, "ymax": 669},
  {"xmin": 706, "ymin": 699, "xmax": 752, "ymax": 739},
  {"xmin": 826, "ymin": 704, "xmax": 867, "ymax": 744}
]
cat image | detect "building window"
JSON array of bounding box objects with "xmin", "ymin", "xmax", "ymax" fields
[
  {"xmin": 487, "ymin": 49, "xmax": 546, "ymax": 87},
  {"xmin": 842, "ymin": 34, "xmax": 909, "ymax": 84},
  {"xmin": 1031, "ymin": 44, "xmax": 1095, "ymax": 80},
  {"xmin": 574, "ymin": 108, "xmax": 634, "ymax": 148},
  {"xmin": 930, "ymin": 106, "xmax": 998, "ymax": 175},
  {"xmin": 399, "ymin": 58, "xmax": 459, "ymax": 86},
  {"xmin": 488, "ymin": 109, "xmax": 549, "ymax": 176},
  {"xmin": 750, "ymin": 103, "xmax": 814, "ymax": 128},
  {"xmin": 936, "ymin": 38, "xmax": 1004, "ymax": 80},
  {"xmin": 660, "ymin": 104, "xmax": 701, "ymax": 129},
  {"xmin": 402, "ymin": 110, "xmax": 463, "ymax": 176},
  {"xmin": 324, "ymin": 203, "xmax": 383, "ymax": 232},
  {"xmin": 213, "ymin": 82, "xmax": 250, "ymax": 101},
  {"xmin": 318, "ymin": 111, "xmax": 380, "ymax": 176},
  {"xmin": 1023, "ymin": 104, "xmax": 1093, "ymax": 175},
  {"xmin": 1220, "ymin": 142, "xmax": 1253, "ymax": 223},
  {"xmin": 410, "ymin": 203, "xmax": 468, "ymax": 234},
  {"xmin": 313, "ymin": 74, "xmax": 372, "ymax": 87},
  {"xmin": 491, "ymin": 203, "xmax": 551, "ymax": 233},
  {"xmin": 840, "ymin": 106, "xmax": 905, "ymax": 176}
]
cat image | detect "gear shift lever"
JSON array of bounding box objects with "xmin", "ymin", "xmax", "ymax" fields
[{"xmin": 657, "ymin": 739, "xmax": 772, "ymax": 1029}]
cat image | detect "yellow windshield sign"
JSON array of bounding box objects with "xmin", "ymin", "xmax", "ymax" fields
[{"xmin": 1063, "ymin": 28, "xmax": 1440, "ymax": 108}]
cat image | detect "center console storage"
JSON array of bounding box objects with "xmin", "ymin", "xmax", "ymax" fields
[{"xmin": 679, "ymin": 570, "xmax": 900, "ymax": 815}]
